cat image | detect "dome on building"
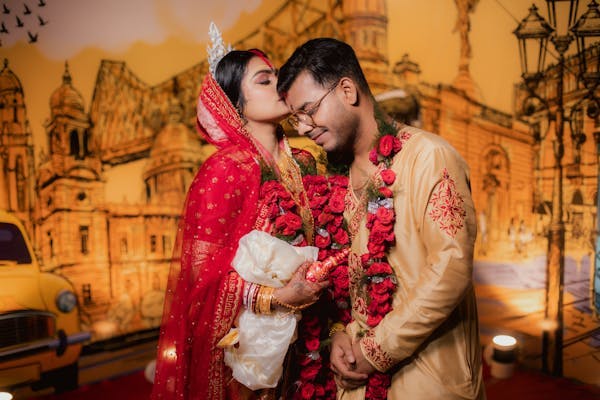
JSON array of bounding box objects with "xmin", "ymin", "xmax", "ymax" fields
[
  {"xmin": 0, "ymin": 59, "xmax": 23, "ymax": 95},
  {"xmin": 50, "ymin": 62, "xmax": 86, "ymax": 118},
  {"xmin": 144, "ymin": 99, "xmax": 203, "ymax": 178}
]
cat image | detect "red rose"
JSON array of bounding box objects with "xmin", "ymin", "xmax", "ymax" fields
[
  {"xmin": 260, "ymin": 180, "xmax": 284, "ymax": 197},
  {"xmin": 371, "ymin": 220, "xmax": 394, "ymax": 241},
  {"xmin": 304, "ymin": 337, "xmax": 320, "ymax": 352},
  {"xmin": 361, "ymin": 253, "xmax": 371, "ymax": 265},
  {"xmin": 366, "ymin": 372, "xmax": 391, "ymax": 399},
  {"xmin": 315, "ymin": 233, "xmax": 332, "ymax": 249},
  {"xmin": 279, "ymin": 197, "xmax": 296, "ymax": 210},
  {"xmin": 369, "ymin": 228, "xmax": 389, "ymax": 245},
  {"xmin": 372, "ymin": 280, "xmax": 394, "ymax": 295},
  {"xmin": 383, "ymin": 278, "xmax": 397, "ymax": 291},
  {"xmin": 325, "ymin": 376, "xmax": 337, "ymax": 393},
  {"xmin": 300, "ymin": 362, "xmax": 321, "ymax": 381},
  {"xmin": 275, "ymin": 213, "xmax": 303, "ymax": 236},
  {"xmin": 332, "ymin": 274, "xmax": 349, "ymax": 296},
  {"xmin": 378, "ymin": 135, "xmax": 395, "ymax": 157},
  {"xmin": 375, "ymin": 207, "xmax": 395, "ymax": 225},
  {"xmin": 392, "ymin": 136, "xmax": 403, "ymax": 153},
  {"xmin": 380, "ymin": 168, "xmax": 396, "ymax": 185},
  {"xmin": 367, "ymin": 262, "xmax": 393, "ymax": 275},
  {"xmin": 330, "ymin": 264, "xmax": 348, "ymax": 279},
  {"xmin": 367, "ymin": 212, "xmax": 377, "ymax": 226},
  {"xmin": 328, "ymin": 175, "xmax": 349, "ymax": 188},
  {"xmin": 317, "ymin": 212, "xmax": 334, "ymax": 225},
  {"xmin": 377, "ymin": 302, "xmax": 393, "ymax": 315},
  {"xmin": 329, "ymin": 188, "xmax": 346, "ymax": 213},
  {"xmin": 300, "ymin": 382, "xmax": 315, "ymax": 400},
  {"xmin": 367, "ymin": 314, "xmax": 383, "ymax": 327},
  {"xmin": 333, "ymin": 228, "xmax": 349, "ymax": 246},
  {"xmin": 370, "ymin": 289, "xmax": 391, "ymax": 303},
  {"xmin": 369, "ymin": 148, "xmax": 379, "ymax": 164},
  {"xmin": 299, "ymin": 354, "xmax": 313, "ymax": 366},
  {"xmin": 315, "ymin": 385, "xmax": 326, "ymax": 397},
  {"xmin": 309, "ymin": 194, "xmax": 328, "ymax": 209},
  {"xmin": 303, "ymin": 175, "xmax": 329, "ymax": 196},
  {"xmin": 378, "ymin": 186, "xmax": 393, "ymax": 198},
  {"xmin": 367, "ymin": 299, "xmax": 381, "ymax": 315},
  {"xmin": 332, "ymin": 215, "xmax": 344, "ymax": 227},
  {"xmin": 367, "ymin": 241, "xmax": 386, "ymax": 258},
  {"xmin": 311, "ymin": 208, "xmax": 322, "ymax": 221}
]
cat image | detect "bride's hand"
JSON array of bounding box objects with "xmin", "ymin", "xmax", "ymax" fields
[{"xmin": 273, "ymin": 262, "xmax": 329, "ymax": 309}]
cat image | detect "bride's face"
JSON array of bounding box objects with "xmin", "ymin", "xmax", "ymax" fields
[{"xmin": 239, "ymin": 56, "xmax": 290, "ymax": 124}]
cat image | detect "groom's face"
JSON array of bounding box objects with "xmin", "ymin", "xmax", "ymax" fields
[{"xmin": 284, "ymin": 71, "xmax": 356, "ymax": 157}]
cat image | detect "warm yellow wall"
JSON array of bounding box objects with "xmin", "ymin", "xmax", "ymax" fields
[{"xmin": 0, "ymin": 0, "xmax": 550, "ymax": 159}]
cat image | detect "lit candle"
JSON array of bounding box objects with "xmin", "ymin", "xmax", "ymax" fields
[
  {"xmin": 492, "ymin": 335, "xmax": 517, "ymax": 363},
  {"xmin": 490, "ymin": 334, "xmax": 518, "ymax": 379}
]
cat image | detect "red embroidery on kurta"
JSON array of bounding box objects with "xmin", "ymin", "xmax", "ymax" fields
[
  {"xmin": 361, "ymin": 330, "xmax": 394, "ymax": 371},
  {"xmin": 428, "ymin": 168, "xmax": 466, "ymax": 238}
]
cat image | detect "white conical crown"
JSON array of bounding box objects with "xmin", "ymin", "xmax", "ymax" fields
[{"xmin": 207, "ymin": 22, "xmax": 233, "ymax": 76}]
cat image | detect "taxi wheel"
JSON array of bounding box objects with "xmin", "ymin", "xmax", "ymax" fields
[
  {"xmin": 47, "ymin": 362, "xmax": 79, "ymax": 393},
  {"xmin": 31, "ymin": 361, "xmax": 78, "ymax": 393}
]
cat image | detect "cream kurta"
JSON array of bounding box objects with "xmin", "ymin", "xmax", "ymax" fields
[{"xmin": 341, "ymin": 126, "xmax": 485, "ymax": 399}]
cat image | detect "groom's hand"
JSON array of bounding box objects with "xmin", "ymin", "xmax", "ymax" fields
[
  {"xmin": 351, "ymin": 340, "xmax": 376, "ymax": 375},
  {"xmin": 274, "ymin": 262, "xmax": 328, "ymax": 308},
  {"xmin": 330, "ymin": 332, "xmax": 369, "ymax": 390}
]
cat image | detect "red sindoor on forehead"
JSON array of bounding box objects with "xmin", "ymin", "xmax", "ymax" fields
[{"xmin": 249, "ymin": 49, "xmax": 273, "ymax": 70}]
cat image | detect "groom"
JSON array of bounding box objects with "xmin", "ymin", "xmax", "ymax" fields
[{"xmin": 277, "ymin": 38, "xmax": 485, "ymax": 399}]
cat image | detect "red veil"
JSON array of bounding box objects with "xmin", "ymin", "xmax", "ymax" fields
[{"xmin": 151, "ymin": 72, "xmax": 279, "ymax": 399}]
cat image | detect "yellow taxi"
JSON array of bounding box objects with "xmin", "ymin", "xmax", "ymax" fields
[{"xmin": 0, "ymin": 210, "xmax": 90, "ymax": 395}]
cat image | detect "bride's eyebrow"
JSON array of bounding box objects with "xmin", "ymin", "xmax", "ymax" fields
[{"xmin": 252, "ymin": 68, "xmax": 275, "ymax": 78}]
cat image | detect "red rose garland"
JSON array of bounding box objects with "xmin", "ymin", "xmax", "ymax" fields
[
  {"xmin": 291, "ymin": 174, "xmax": 351, "ymax": 400},
  {"xmin": 358, "ymin": 118, "xmax": 403, "ymax": 400},
  {"xmin": 259, "ymin": 179, "xmax": 308, "ymax": 246},
  {"xmin": 288, "ymin": 116, "xmax": 403, "ymax": 399}
]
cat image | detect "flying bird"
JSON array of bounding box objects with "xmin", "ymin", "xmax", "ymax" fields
[
  {"xmin": 16, "ymin": 15, "xmax": 23, "ymax": 27},
  {"xmin": 0, "ymin": 22, "xmax": 8, "ymax": 33},
  {"xmin": 27, "ymin": 31, "xmax": 37, "ymax": 43},
  {"xmin": 38, "ymin": 0, "xmax": 46, "ymax": 6},
  {"xmin": 3, "ymin": 4, "xmax": 9, "ymax": 14},
  {"xmin": 24, "ymin": 4, "xmax": 31, "ymax": 14},
  {"xmin": 38, "ymin": 15, "xmax": 47, "ymax": 26}
]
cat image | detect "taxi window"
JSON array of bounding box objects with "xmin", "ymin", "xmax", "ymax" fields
[{"xmin": 0, "ymin": 222, "xmax": 32, "ymax": 264}]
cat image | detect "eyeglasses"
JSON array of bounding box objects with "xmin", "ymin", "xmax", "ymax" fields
[{"xmin": 287, "ymin": 81, "xmax": 339, "ymax": 129}]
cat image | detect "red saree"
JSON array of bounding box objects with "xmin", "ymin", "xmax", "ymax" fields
[{"xmin": 152, "ymin": 70, "xmax": 315, "ymax": 399}]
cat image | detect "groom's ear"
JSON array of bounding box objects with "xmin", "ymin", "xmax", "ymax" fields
[{"xmin": 339, "ymin": 77, "xmax": 359, "ymax": 106}]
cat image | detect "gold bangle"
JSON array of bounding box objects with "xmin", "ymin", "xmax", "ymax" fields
[
  {"xmin": 258, "ymin": 286, "xmax": 274, "ymax": 315},
  {"xmin": 329, "ymin": 322, "xmax": 345, "ymax": 337},
  {"xmin": 272, "ymin": 294, "xmax": 315, "ymax": 312}
]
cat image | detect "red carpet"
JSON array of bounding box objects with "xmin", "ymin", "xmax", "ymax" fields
[{"xmin": 33, "ymin": 365, "xmax": 600, "ymax": 400}]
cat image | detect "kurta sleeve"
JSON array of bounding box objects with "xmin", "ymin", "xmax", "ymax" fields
[{"xmin": 359, "ymin": 142, "xmax": 477, "ymax": 372}]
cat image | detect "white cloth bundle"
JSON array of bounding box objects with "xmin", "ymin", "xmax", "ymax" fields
[{"xmin": 221, "ymin": 230, "xmax": 318, "ymax": 390}]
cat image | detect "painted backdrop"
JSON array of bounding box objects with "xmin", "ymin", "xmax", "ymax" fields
[{"xmin": 0, "ymin": 0, "xmax": 598, "ymax": 386}]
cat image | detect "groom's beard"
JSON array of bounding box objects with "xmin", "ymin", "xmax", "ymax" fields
[{"xmin": 326, "ymin": 140, "xmax": 355, "ymax": 167}]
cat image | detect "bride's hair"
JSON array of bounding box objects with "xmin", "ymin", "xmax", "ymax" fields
[{"xmin": 215, "ymin": 49, "xmax": 269, "ymax": 113}]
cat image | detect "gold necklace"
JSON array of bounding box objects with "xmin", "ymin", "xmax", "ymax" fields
[
  {"xmin": 346, "ymin": 164, "xmax": 384, "ymax": 242},
  {"xmin": 276, "ymin": 138, "xmax": 315, "ymax": 245}
]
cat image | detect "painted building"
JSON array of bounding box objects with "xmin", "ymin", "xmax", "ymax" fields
[{"xmin": 0, "ymin": 0, "xmax": 538, "ymax": 339}]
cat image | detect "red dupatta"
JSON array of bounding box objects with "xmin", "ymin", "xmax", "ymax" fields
[{"xmin": 151, "ymin": 73, "xmax": 277, "ymax": 400}]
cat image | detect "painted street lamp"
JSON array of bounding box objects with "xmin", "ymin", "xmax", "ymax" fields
[
  {"xmin": 514, "ymin": 0, "xmax": 600, "ymax": 377},
  {"xmin": 571, "ymin": 1, "xmax": 600, "ymax": 318}
]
